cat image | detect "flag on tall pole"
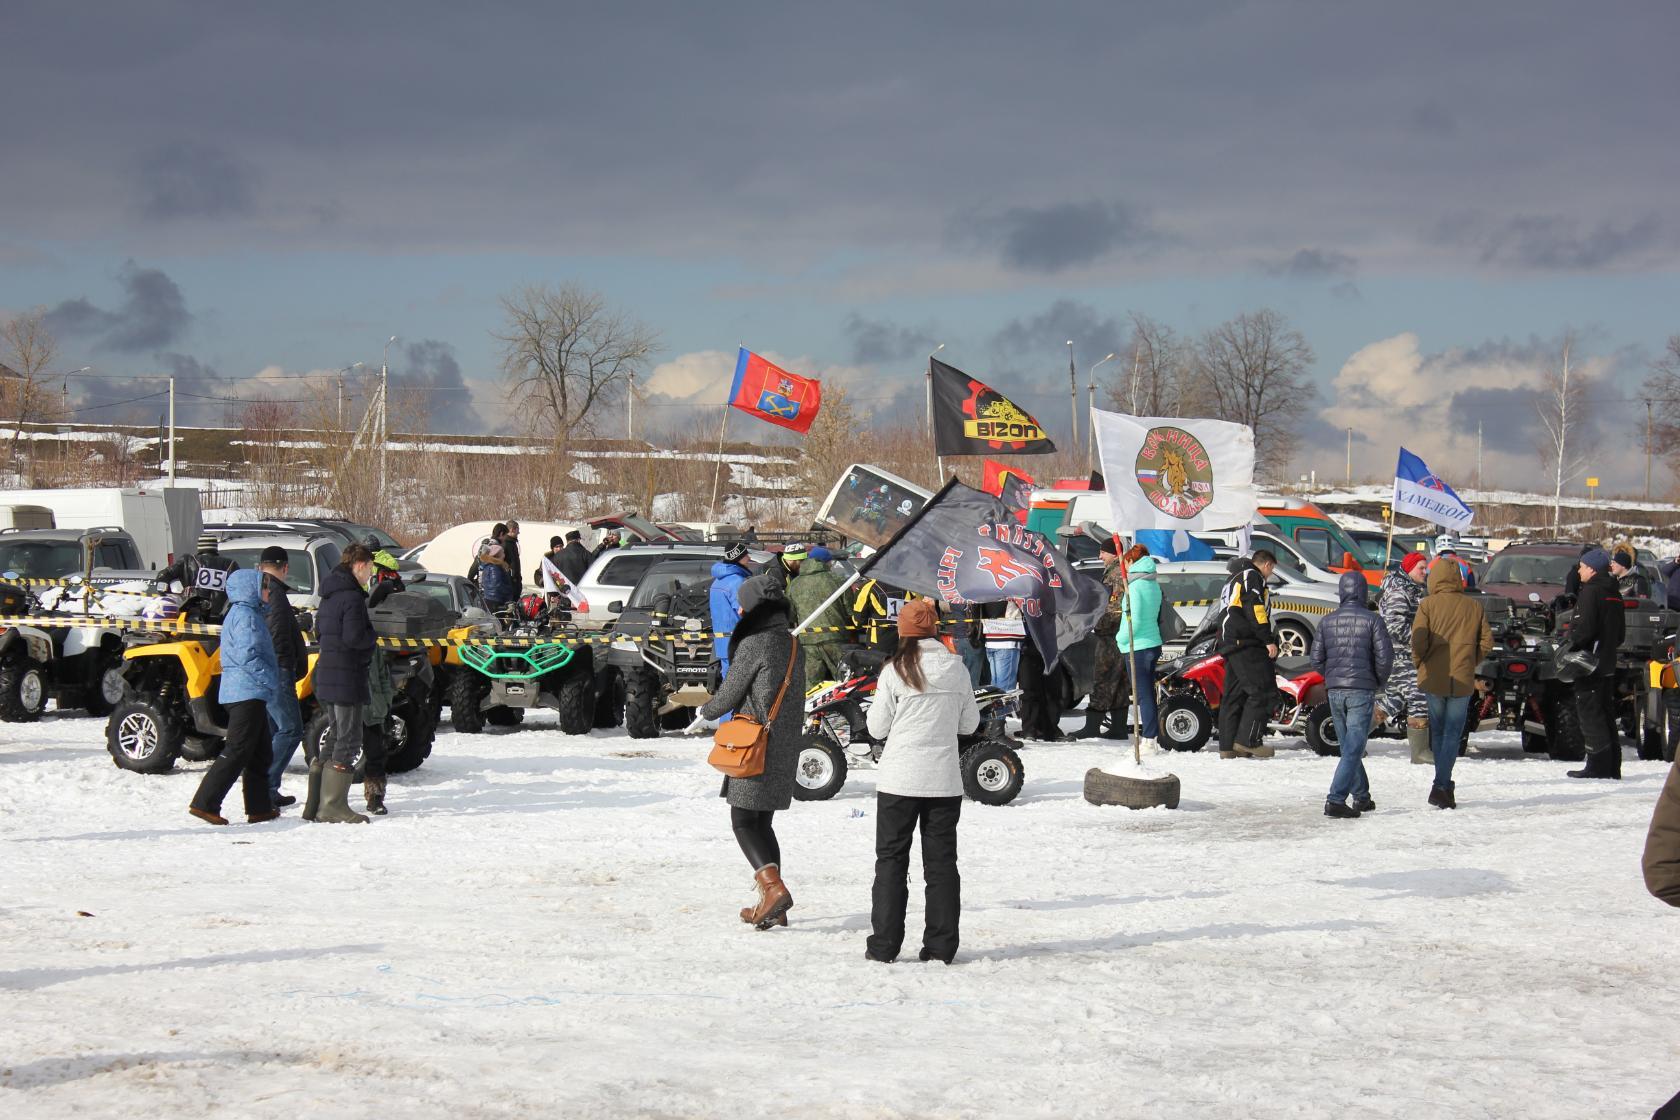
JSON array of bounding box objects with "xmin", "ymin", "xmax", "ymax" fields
[
  {"xmin": 728, "ymin": 348, "xmax": 821, "ymax": 434},
  {"xmin": 1091, "ymin": 408, "xmax": 1258, "ymax": 531},
  {"xmin": 1391, "ymin": 447, "xmax": 1474, "ymax": 530},
  {"xmin": 929, "ymin": 358, "xmax": 1057, "ymax": 457},
  {"xmin": 856, "ymin": 478, "xmax": 1104, "ymax": 669}
]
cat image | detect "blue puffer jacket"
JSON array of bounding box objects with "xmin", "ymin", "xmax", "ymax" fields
[
  {"xmin": 1309, "ymin": 570, "xmax": 1394, "ymax": 691},
  {"xmin": 478, "ymin": 557, "xmax": 514, "ymax": 605},
  {"xmin": 709, "ymin": 561, "xmax": 751, "ymax": 660},
  {"xmin": 219, "ymin": 568, "xmax": 280, "ymax": 704}
]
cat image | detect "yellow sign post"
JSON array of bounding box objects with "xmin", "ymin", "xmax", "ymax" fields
[{"xmin": 1586, "ymin": 476, "xmax": 1600, "ymax": 500}]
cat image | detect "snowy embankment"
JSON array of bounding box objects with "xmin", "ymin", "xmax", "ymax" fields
[{"xmin": 3, "ymin": 715, "xmax": 1678, "ymax": 1119}]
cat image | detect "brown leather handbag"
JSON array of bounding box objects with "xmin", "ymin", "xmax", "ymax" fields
[{"xmin": 708, "ymin": 643, "xmax": 799, "ymax": 779}]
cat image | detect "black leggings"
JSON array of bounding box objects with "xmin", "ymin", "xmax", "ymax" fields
[{"xmin": 731, "ymin": 808, "xmax": 781, "ymax": 871}]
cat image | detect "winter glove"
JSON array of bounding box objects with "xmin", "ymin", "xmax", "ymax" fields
[{"xmin": 686, "ymin": 715, "xmax": 721, "ymax": 734}]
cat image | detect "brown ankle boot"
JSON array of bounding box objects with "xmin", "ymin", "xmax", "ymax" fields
[{"xmin": 744, "ymin": 864, "xmax": 792, "ymax": 930}]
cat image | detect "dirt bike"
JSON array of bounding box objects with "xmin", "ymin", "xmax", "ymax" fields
[{"xmin": 797, "ymin": 648, "xmax": 1025, "ymax": 805}]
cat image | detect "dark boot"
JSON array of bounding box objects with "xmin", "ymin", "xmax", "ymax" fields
[
  {"xmin": 188, "ymin": 807, "xmax": 228, "ymax": 826},
  {"xmin": 1324, "ymin": 801, "xmax": 1361, "ymax": 819},
  {"xmin": 364, "ymin": 776, "xmax": 388, "ymax": 815},
  {"xmin": 1072, "ymin": 708, "xmax": 1107, "ymax": 739},
  {"xmin": 744, "ymin": 864, "xmax": 792, "ymax": 930},
  {"xmin": 301, "ymin": 758, "xmax": 324, "ymax": 821},
  {"xmin": 1428, "ymin": 784, "xmax": 1457, "ymax": 809},
  {"xmin": 1354, "ymin": 796, "xmax": 1376, "ymax": 812},
  {"xmin": 1099, "ymin": 711, "xmax": 1129, "ymax": 741},
  {"xmin": 316, "ymin": 764, "xmax": 369, "ymax": 824},
  {"xmin": 1568, "ymin": 749, "xmax": 1622, "ymax": 780}
]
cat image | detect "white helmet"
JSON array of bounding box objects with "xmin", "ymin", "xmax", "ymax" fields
[{"xmin": 1434, "ymin": 533, "xmax": 1459, "ymax": 555}]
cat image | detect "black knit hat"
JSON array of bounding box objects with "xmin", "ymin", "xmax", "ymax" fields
[{"xmin": 723, "ymin": 541, "xmax": 749, "ymax": 564}]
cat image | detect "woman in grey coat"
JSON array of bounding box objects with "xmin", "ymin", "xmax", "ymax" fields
[{"xmin": 699, "ymin": 575, "xmax": 806, "ymax": 930}]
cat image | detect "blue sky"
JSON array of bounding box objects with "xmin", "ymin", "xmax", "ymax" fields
[{"xmin": 4, "ymin": 1, "xmax": 1678, "ymax": 491}]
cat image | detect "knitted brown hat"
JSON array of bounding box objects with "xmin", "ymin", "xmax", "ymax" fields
[{"xmin": 897, "ymin": 598, "xmax": 939, "ymax": 639}]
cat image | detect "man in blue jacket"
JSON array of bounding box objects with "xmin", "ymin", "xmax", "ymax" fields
[
  {"xmin": 709, "ymin": 541, "xmax": 753, "ymax": 676},
  {"xmin": 188, "ymin": 569, "xmax": 281, "ymax": 825},
  {"xmin": 1310, "ymin": 571, "xmax": 1394, "ymax": 819}
]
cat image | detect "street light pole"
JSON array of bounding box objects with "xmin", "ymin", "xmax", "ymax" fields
[
  {"xmin": 1085, "ymin": 353, "xmax": 1116, "ymax": 474},
  {"xmin": 336, "ymin": 362, "xmax": 364, "ymax": 431},
  {"xmin": 380, "ymin": 336, "xmax": 396, "ymax": 499},
  {"xmin": 1066, "ymin": 340, "xmax": 1077, "ymax": 464},
  {"xmin": 167, "ymin": 376, "xmax": 176, "ymax": 484}
]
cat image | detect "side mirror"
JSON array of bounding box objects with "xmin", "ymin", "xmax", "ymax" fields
[{"xmin": 607, "ymin": 600, "xmax": 624, "ymax": 613}]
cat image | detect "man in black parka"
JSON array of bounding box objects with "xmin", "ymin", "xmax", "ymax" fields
[{"xmin": 1567, "ymin": 547, "xmax": 1626, "ymax": 780}]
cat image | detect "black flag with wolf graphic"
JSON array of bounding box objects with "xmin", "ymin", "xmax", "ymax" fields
[
  {"xmin": 858, "ymin": 479, "xmax": 1104, "ymax": 669},
  {"xmin": 929, "ymin": 358, "xmax": 1058, "ymax": 457}
]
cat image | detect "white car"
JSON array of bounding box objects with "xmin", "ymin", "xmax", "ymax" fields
[{"xmin": 1151, "ymin": 559, "xmax": 1342, "ymax": 659}]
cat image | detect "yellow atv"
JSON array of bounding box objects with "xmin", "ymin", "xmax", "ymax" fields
[{"xmin": 105, "ymin": 627, "xmax": 439, "ymax": 775}]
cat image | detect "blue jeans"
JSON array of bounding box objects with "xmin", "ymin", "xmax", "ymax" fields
[
  {"xmin": 265, "ymin": 686, "xmax": 304, "ymax": 796},
  {"xmin": 1126, "ymin": 645, "xmax": 1162, "ymax": 738},
  {"xmin": 986, "ymin": 646, "xmax": 1020, "ymax": 691},
  {"xmin": 958, "ymin": 637, "xmax": 987, "ymax": 689},
  {"xmin": 1426, "ymin": 693, "xmax": 1470, "ymax": 790},
  {"xmin": 1326, "ymin": 688, "xmax": 1374, "ymax": 806}
]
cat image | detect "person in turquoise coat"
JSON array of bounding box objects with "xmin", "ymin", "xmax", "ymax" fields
[{"xmin": 1115, "ymin": 554, "xmax": 1165, "ymax": 749}]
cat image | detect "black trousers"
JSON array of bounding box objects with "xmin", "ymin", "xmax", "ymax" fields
[
  {"xmin": 1017, "ymin": 643, "xmax": 1064, "ymax": 738},
  {"xmin": 731, "ymin": 807, "xmax": 781, "ymax": 871},
  {"xmin": 1218, "ymin": 647, "xmax": 1275, "ymax": 752},
  {"xmin": 1573, "ymin": 674, "xmax": 1618, "ymax": 756},
  {"xmin": 191, "ymin": 699, "xmax": 275, "ymax": 816},
  {"xmin": 362, "ymin": 721, "xmax": 387, "ymax": 782},
  {"xmin": 868, "ymin": 793, "xmax": 961, "ymax": 963}
]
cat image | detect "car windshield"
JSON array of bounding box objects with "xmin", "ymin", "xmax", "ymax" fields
[
  {"xmin": 217, "ymin": 547, "xmax": 317, "ymax": 593},
  {"xmin": 344, "ymin": 523, "xmax": 401, "ymax": 550},
  {"xmin": 403, "ymin": 579, "xmax": 458, "ymax": 610},
  {"xmin": 629, "ymin": 561, "xmax": 716, "ymax": 607},
  {"xmin": 1483, "ymin": 551, "xmax": 1576, "ymax": 586},
  {"xmin": 0, "ymin": 540, "xmax": 83, "ymax": 578}
]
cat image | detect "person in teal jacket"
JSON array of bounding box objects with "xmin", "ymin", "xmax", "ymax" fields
[{"xmin": 1115, "ymin": 553, "xmax": 1165, "ymax": 749}]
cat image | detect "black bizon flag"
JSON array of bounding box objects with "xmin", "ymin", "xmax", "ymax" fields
[
  {"xmin": 930, "ymin": 358, "xmax": 1058, "ymax": 457},
  {"xmin": 859, "ymin": 479, "xmax": 1104, "ymax": 669}
]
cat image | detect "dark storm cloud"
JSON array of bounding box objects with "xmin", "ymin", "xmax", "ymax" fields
[
  {"xmin": 1439, "ymin": 213, "xmax": 1668, "ymax": 271},
  {"xmin": 1448, "ymin": 386, "xmax": 1547, "ymax": 453},
  {"xmin": 1258, "ymin": 248, "xmax": 1358, "ymax": 280},
  {"xmin": 398, "ymin": 339, "xmax": 485, "ymax": 433},
  {"xmin": 135, "ymin": 141, "xmax": 255, "ymax": 221},
  {"xmin": 842, "ymin": 314, "xmax": 938, "ymax": 366},
  {"xmin": 44, "ymin": 262, "xmax": 191, "ymax": 353},
  {"xmin": 67, "ymin": 353, "xmax": 228, "ymax": 427},
  {"xmin": 991, "ymin": 301, "xmax": 1126, "ymax": 369},
  {"xmin": 952, "ymin": 201, "xmax": 1168, "ymax": 273}
]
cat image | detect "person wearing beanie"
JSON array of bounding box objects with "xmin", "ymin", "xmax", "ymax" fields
[
  {"xmin": 1610, "ymin": 546, "xmax": 1653, "ymax": 600},
  {"xmin": 697, "ymin": 575, "xmax": 806, "ymax": 931},
  {"xmin": 863, "ymin": 597, "xmax": 980, "ymax": 964},
  {"xmin": 1411, "ymin": 557, "xmax": 1493, "ymax": 808},
  {"xmin": 1567, "ymin": 547, "xmax": 1627, "ymax": 780},
  {"xmin": 1378, "ymin": 549, "xmax": 1433, "ymax": 763},
  {"xmin": 476, "ymin": 540, "xmax": 515, "ymax": 615},
  {"xmin": 709, "ymin": 541, "xmax": 755, "ymax": 676},
  {"xmin": 767, "ymin": 543, "xmax": 807, "ymax": 590},
  {"xmin": 160, "ymin": 533, "xmax": 240, "ymax": 620},
  {"xmin": 1079, "ymin": 537, "xmax": 1133, "ymax": 740}
]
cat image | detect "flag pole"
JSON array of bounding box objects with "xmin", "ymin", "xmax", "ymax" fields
[
  {"xmin": 928, "ymin": 344, "xmax": 945, "ymax": 485},
  {"xmin": 1383, "ymin": 498, "xmax": 1396, "ymax": 569},
  {"xmin": 706, "ymin": 403, "xmax": 730, "ymax": 532}
]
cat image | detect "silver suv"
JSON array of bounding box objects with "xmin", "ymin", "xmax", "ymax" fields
[
  {"xmin": 573, "ymin": 543, "xmax": 740, "ymax": 628},
  {"xmin": 210, "ymin": 532, "xmax": 343, "ymax": 610}
]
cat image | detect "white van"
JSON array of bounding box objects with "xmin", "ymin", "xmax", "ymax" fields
[{"xmin": 0, "ymin": 487, "xmax": 203, "ymax": 570}]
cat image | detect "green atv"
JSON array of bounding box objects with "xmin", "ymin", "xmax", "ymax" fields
[{"xmin": 446, "ymin": 626, "xmax": 601, "ymax": 735}]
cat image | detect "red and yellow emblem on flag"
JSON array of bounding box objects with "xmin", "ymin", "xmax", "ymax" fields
[{"xmin": 729, "ymin": 348, "xmax": 821, "ymax": 434}]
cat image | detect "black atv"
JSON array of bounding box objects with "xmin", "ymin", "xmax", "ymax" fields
[{"xmin": 605, "ymin": 558, "xmax": 722, "ymax": 739}]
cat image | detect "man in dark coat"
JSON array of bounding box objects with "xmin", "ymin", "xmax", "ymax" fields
[
  {"xmin": 1311, "ymin": 571, "xmax": 1393, "ymax": 818},
  {"xmin": 1612, "ymin": 547, "xmax": 1652, "ymax": 600},
  {"xmin": 557, "ymin": 530, "xmax": 594, "ymax": 586},
  {"xmin": 161, "ymin": 534, "xmax": 240, "ymax": 620},
  {"xmin": 500, "ymin": 520, "xmax": 523, "ymax": 597},
  {"xmin": 1661, "ymin": 556, "xmax": 1680, "ymax": 611},
  {"xmin": 1217, "ymin": 550, "xmax": 1279, "ymax": 759},
  {"xmin": 1078, "ymin": 538, "xmax": 1131, "ymax": 740},
  {"xmin": 1568, "ymin": 548, "xmax": 1627, "ymax": 780},
  {"xmin": 257, "ymin": 546, "xmax": 309, "ymax": 808},
  {"xmin": 306, "ymin": 543, "xmax": 377, "ymax": 823}
]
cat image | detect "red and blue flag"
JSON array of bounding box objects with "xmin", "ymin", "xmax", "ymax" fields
[{"xmin": 729, "ymin": 348, "xmax": 821, "ymax": 434}]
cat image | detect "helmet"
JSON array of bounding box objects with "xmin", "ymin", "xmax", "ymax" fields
[
  {"xmin": 1434, "ymin": 533, "xmax": 1459, "ymax": 555},
  {"xmin": 1553, "ymin": 646, "xmax": 1599, "ymax": 683}
]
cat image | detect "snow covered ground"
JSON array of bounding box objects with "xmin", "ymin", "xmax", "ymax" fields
[{"xmin": 4, "ymin": 713, "xmax": 1679, "ymax": 1119}]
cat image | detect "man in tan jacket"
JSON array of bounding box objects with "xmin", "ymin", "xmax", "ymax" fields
[
  {"xmin": 1644, "ymin": 769, "xmax": 1680, "ymax": 1118},
  {"xmin": 1411, "ymin": 558, "xmax": 1492, "ymax": 810}
]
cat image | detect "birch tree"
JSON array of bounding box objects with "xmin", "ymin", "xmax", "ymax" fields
[{"xmin": 1535, "ymin": 333, "xmax": 1591, "ymax": 534}]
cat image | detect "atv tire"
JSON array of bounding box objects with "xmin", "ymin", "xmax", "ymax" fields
[
  {"xmin": 450, "ymin": 669, "xmax": 489, "ymax": 734},
  {"xmin": 485, "ymin": 706, "xmax": 525, "ymax": 727},
  {"xmin": 624, "ymin": 667, "xmax": 662, "ymax": 740},
  {"xmin": 386, "ymin": 680, "xmax": 436, "ymax": 774},
  {"xmin": 84, "ymin": 649, "xmax": 128, "ymax": 718},
  {"xmin": 106, "ymin": 697, "xmax": 186, "ymax": 773},
  {"xmin": 961, "ymin": 739, "xmax": 1024, "ymax": 806},
  {"xmin": 791, "ymin": 735, "xmax": 848, "ymax": 801},
  {"xmin": 592, "ymin": 669, "xmax": 625, "ymax": 729},
  {"xmin": 0, "ymin": 657, "xmax": 48, "ymax": 723},
  {"xmin": 1546, "ymin": 698, "xmax": 1587, "ymax": 762},
  {"xmin": 1158, "ymin": 693, "xmax": 1214, "ymax": 752},
  {"xmin": 1304, "ymin": 702, "xmax": 1339, "ymax": 757},
  {"xmin": 555, "ymin": 667, "xmax": 596, "ymax": 736}
]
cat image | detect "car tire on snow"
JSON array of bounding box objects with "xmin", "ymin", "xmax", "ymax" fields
[
  {"xmin": 791, "ymin": 735, "xmax": 848, "ymax": 801},
  {"xmin": 106, "ymin": 697, "xmax": 186, "ymax": 773},
  {"xmin": 961, "ymin": 739, "xmax": 1024, "ymax": 805},
  {"xmin": 0, "ymin": 657, "xmax": 49, "ymax": 723},
  {"xmin": 1083, "ymin": 767, "xmax": 1181, "ymax": 810},
  {"xmin": 1275, "ymin": 622, "xmax": 1312, "ymax": 660},
  {"xmin": 1158, "ymin": 693, "xmax": 1213, "ymax": 752}
]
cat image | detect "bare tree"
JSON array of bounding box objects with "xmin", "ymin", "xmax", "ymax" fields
[
  {"xmin": 494, "ymin": 283, "xmax": 658, "ymax": 455},
  {"xmin": 239, "ymin": 399, "xmax": 302, "ymax": 519},
  {"xmin": 1189, "ymin": 309, "xmax": 1315, "ymax": 474},
  {"xmin": 0, "ymin": 309, "xmax": 70, "ymax": 486},
  {"xmin": 1106, "ymin": 313, "xmax": 1191, "ymax": 417},
  {"xmin": 1535, "ymin": 333, "xmax": 1592, "ymax": 534},
  {"xmin": 799, "ymin": 384, "xmax": 862, "ymax": 497},
  {"xmin": 1642, "ymin": 335, "xmax": 1680, "ymax": 466}
]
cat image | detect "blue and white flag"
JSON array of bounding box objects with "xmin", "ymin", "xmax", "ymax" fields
[{"xmin": 1392, "ymin": 448, "xmax": 1473, "ymax": 531}]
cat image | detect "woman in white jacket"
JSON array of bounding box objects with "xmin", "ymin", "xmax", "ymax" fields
[{"xmin": 864, "ymin": 598, "xmax": 981, "ymax": 964}]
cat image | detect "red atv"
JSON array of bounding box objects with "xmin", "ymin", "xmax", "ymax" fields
[{"xmin": 1155, "ymin": 631, "xmax": 1340, "ymax": 754}]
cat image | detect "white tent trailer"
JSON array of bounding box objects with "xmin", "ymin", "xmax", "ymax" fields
[{"xmin": 0, "ymin": 487, "xmax": 202, "ymax": 570}]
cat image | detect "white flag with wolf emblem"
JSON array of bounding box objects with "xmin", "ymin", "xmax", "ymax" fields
[{"xmin": 1092, "ymin": 408, "xmax": 1259, "ymax": 532}]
